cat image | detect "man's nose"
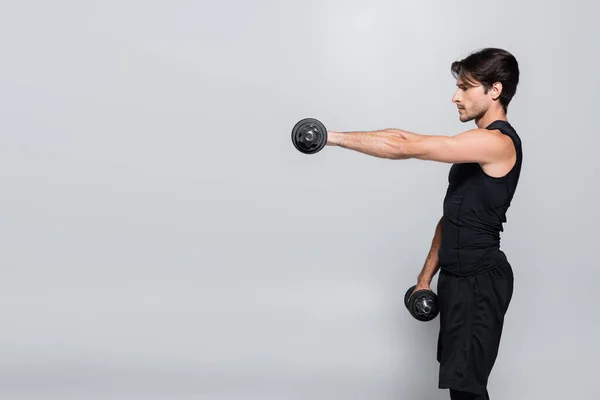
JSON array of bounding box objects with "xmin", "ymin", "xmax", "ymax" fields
[{"xmin": 452, "ymin": 90, "xmax": 461, "ymax": 103}]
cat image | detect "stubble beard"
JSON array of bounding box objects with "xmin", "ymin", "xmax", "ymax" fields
[{"xmin": 459, "ymin": 104, "xmax": 486, "ymax": 123}]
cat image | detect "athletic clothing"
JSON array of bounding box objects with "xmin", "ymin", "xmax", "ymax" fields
[
  {"xmin": 438, "ymin": 120, "xmax": 523, "ymax": 276},
  {"xmin": 437, "ymin": 263, "xmax": 514, "ymax": 394},
  {"xmin": 436, "ymin": 120, "xmax": 522, "ymax": 395}
]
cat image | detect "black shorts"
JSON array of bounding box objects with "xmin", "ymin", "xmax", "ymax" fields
[{"xmin": 436, "ymin": 263, "xmax": 514, "ymax": 395}]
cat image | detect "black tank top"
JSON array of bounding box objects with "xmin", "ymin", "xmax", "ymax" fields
[{"xmin": 438, "ymin": 120, "xmax": 523, "ymax": 276}]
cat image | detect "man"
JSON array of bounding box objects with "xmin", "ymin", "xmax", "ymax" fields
[{"xmin": 326, "ymin": 48, "xmax": 521, "ymax": 400}]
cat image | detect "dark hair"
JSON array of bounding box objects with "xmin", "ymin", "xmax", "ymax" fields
[{"xmin": 451, "ymin": 48, "xmax": 520, "ymax": 112}]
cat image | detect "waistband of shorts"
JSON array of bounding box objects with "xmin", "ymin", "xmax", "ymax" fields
[{"xmin": 440, "ymin": 262, "xmax": 512, "ymax": 278}]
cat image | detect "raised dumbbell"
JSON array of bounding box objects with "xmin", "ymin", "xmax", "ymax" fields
[
  {"xmin": 404, "ymin": 285, "xmax": 439, "ymax": 322},
  {"xmin": 291, "ymin": 118, "xmax": 328, "ymax": 154}
]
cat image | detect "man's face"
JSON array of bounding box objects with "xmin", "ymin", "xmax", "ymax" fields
[{"xmin": 452, "ymin": 76, "xmax": 490, "ymax": 122}]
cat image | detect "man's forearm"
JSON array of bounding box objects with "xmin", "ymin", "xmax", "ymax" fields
[
  {"xmin": 417, "ymin": 217, "xmax": 443, "ymax": 286},
  {"xmin": 327, "ymin": 129, "xmax": 425, "ymax": 159}
]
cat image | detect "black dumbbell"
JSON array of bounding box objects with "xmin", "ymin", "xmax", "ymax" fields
[
  {"xmin": 291, "ymin": 118, "xmax": 328, "ymax": 154},
  {"xmin": 404, "ymin": 285, "xmax": 439, "ymax": 322}
]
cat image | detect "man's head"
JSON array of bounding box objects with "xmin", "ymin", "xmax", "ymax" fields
[{"xmin": 451, "ymin": 48, "xmax": 519, "ymax": 123}]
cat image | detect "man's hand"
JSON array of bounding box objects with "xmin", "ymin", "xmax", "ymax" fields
[
  {"xmin": 326, "ymin": 130, "xmax": 342, "ymax": 146},
  {"xmin": 412, "ymin": 281, "xmax": 431, "ymax": 296}
]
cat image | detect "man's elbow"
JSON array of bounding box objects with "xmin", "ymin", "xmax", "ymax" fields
[
  {"xmin": 389, "ymin": 142, "xmax": 414, "ymax": 159},
  {"xmin": 390, "ymin": 140, "xmax": 427, "ymax": 160}
]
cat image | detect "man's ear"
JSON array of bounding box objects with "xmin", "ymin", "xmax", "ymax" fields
[{"xmin": 490, "ymin": 82, "xmax": 503, "ymax": 100}]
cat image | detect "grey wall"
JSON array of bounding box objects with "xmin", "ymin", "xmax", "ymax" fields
[{"xmin": 1, "ymin": 1, "xmax": 598, "ymax": 399}]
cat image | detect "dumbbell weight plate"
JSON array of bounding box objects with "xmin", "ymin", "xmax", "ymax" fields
[
  {"xmin": 404, "ymin": 285, "xmax": 417, "ymax": 309},
  {"xmin": 291, "ymin": 118, "xmax": 328, "ymax": 154},
  {"xmin": 404, "ymin": 285, "xmax": 439, "ymax": 322}
]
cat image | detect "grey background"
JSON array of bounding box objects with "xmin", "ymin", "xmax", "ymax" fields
[{"xmin": 1, "ymin": 1, "xmax": 598, "ymax": 399}]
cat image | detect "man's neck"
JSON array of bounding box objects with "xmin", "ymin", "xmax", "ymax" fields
[{"xmin": 475, "ymin": 109, "xmax": 507, "ymax": 129}]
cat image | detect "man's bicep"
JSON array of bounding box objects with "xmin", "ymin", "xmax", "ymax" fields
[{"xmin": 406, "ymin": 129, "xmax": 507, "ymax": 164}]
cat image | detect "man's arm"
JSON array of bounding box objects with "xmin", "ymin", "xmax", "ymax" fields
[
  {"xmin": 415, "ymin": 216, "xmax": 443, "ymax": 291},
  {"xmin": 327, "ymin": 128, "xmax": 513, "ymax": 165}
]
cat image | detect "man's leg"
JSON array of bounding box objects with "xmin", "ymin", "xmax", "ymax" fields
[{"xmin": 449, "ymin": 389, "xmax": 490, "ymax": 400}]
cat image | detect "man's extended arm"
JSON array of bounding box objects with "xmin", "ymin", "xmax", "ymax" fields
[
  {"xmin": 327, "ymin": 128, "xmax": 513, "ymax": 165},
  {"xmin": 415, "ymin": 216, "xmax": 443, "ymax": 291}
]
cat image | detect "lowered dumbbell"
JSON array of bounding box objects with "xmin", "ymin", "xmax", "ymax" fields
[
  {"xmin": 404, "ymin": 285, "xmax": 439, "ymax": 322},
  {"xmin": 291, "ymin": 118, "xmax": 328, "ymax": 154}
]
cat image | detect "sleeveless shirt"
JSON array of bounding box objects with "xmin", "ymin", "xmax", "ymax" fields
[{"xmin": 438, "ymin": 120, "xmax": 523, "ymax": 276}]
